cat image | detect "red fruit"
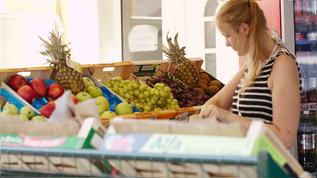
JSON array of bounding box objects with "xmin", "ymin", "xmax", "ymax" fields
[
  {"xmin": 46, "ymin": 83, "xmax": 64, "ymax": 101},
  {"xmin": 47, "ymin": 101, "xmax": 56, "ymax": 108},
  {"xmin": 29, "ymin": 78, "xmax": 47, "ymax": 99},
  {"xmin": 7, "ymin": 74, "xmax": 28, "ymax": 91},
  {"xmin": 71, "ymin": 93, "xmax": 79, "ymax": 104},
  {"xmin": 39, "ymin": 102, "xmax": 55, "ymax": 118},
  {"xmin": 1, "ymin": 96, "xmax": 6, "ymax": 109},
  {"xmin": 17, "ymin": 85, "xmax": 37, "ymax": 104}
]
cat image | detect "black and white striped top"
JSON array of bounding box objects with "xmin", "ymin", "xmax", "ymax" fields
[{"xmin": 232, "ymin": 48, "xmax": 301, "ymax": 123}]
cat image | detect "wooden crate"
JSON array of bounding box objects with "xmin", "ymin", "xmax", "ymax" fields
[
  {"xmin": 91, "ymin": 61, "xmax": 134, "ymax": 83},
  {"xmin": 1, "ymin": 64, "xmax": 95, "ymax": 82},
  {"xmin": 131, "ymin": 60, "xmax": 170, "ymax": 79},
  {"xmin": 1, "ymin": 66, "xmax": 54, "ymax": 83},
  {"xmin": 131, "ymin": 58, "xmax": 203, "ymax": 80},
  {"xmin": 0, "ymin": 65, "xmax": 96, "ymax": 115}
]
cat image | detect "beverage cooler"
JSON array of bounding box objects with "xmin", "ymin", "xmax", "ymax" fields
[{"xmin": 280, "ymin": 0, "xmax": 317, "ymax": 174}]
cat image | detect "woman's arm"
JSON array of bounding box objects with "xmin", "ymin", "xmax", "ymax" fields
[
  {"xmin": 199, "ymin": 64, "xmax": 246, "ymax": 118},
  {"xmin": 266, "ymin": 54, "xmax": 301, "ymax": 149},
  {"xmin": 199, "ymin": 54, "xmax": 301, "ymax": 150}
]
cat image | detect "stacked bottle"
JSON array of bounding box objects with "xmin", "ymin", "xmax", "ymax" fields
[
  {"xmin": 307, "ymin": 62, "xmax": 317, "ymax": 116},
  {"xmin": 297, "ymin": 112, "xmax": 316, "ymax": 173},
  {"xmin": 295, "ymin": 0, "xmax": 317, "ymax": 15}
]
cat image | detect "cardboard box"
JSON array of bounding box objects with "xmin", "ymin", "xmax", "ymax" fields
[
  {"xmin": 98, "ymin": 119, "xmax": 306, "ymax": 178},
  {"xmin": 0, "ymin": 117, "xmax": 118, "ymax": 175}
]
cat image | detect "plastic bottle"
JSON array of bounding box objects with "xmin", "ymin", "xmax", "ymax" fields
[
  {"xmin": 307, "ymin": 62, "xmax": 317, "ymax": 116},
  {"xmin": 295, "ymin": 0, "xmax": 302, "ymax": 15},
  {"xmin": 298, "ymin": 113, "xmax": 316, "ymax": 173},
  {"xmin": 300, "ymin": 64, "xmax": 308, "ymax": 103}
]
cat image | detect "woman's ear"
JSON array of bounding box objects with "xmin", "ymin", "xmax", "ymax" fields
[{"xmin": 239, "ymin": 23, "xmax": 250, "ymax": 35}]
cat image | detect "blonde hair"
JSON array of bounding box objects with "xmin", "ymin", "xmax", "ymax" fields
[{"xmin": 216, "ymin": 0, "xmax": 271, "ymax": 92}]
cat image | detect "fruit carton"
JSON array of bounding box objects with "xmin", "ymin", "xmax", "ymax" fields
[
  {"xmin": 2, "ymin": 66, "xmax": 54, "ymax": 83},
  {"xmin": 131, "ymin": 58, "xmax": 223, "ymax": 86},
  {"xmin": 1, "ymin": 82, "xmax": 40, "ymax": 115},
  {"xmin": 87, "ymin": 61, "xmax": 142, "ymax": 112},
  {"xmin": 1, "ymin": 64, "xmax": 96, "ymax": 107},
  {"xmin": 1, "ymin": 67, "xmax": 56, "ymax": 114},
  {"xmin": 2, "ymin": 70, "xmax": 51, "ymax": 112},
  {"xmin": 82, "ymin": 74, "xmax": 141, "ymax": 113},
  {"xmin": 100, "ymin": 106, "xmax": 202, "ymax": 127},
  {"xmin": 132, "ymin": 58, "xmax": 224, "ymax": 96}
]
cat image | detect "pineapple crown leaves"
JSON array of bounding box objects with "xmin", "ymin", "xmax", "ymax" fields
[
  {"xmin": 156, "ymin": 32, "xmax": 187, "ymax": 65},
  {"xmin": 39, "ymin": 30, "xmax": 71, "ymax": 69}
]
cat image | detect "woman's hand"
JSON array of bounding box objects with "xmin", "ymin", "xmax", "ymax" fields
[{"xmin": 199, "ymin": 105, "xmax": 233, "ymax": 123}]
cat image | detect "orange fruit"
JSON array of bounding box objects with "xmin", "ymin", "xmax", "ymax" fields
[
  {"xmin": 209, "ymin": 80, "xmax": 222, "ymax": 89},
  {"xmin": 200, "ymin": 73, "xmax": 211, "ymax": 83},
  {"xmin": 207, "ymin": 86, "xmax": 220, "ymax": 95},
  {"xmin": 199, "ymin": 78, "xmax": 208, "ymax": 86},
  {"xmin": 194, "ymin": 87, "xmax": 205, "ymax": 94},
  {"xmin": 199, "ymin": 83, "xmax": 208, "ymax": 93}
]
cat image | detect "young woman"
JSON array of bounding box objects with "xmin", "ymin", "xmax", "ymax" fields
[{"xmin": 199, "ymin": 0, "xmax": 301, "ymax": 149}]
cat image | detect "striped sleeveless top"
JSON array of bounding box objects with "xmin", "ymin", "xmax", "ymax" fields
[{"xmin": 232, "ymin": 48, "xmax": 301, "ymax": 123}]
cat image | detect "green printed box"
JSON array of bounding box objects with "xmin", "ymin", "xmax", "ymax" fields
[{"xmin": 1, "ymin": 133, "xmax": 86, "ymax": 149}]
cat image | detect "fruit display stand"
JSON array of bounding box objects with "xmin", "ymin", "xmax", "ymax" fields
[
  {"xmin": 1, "ymin": 120, "xmax": 309, "ymax": 178},
  {"xmin": 1, "ymin": 58, "xmax": 222, "ymax": 125}
]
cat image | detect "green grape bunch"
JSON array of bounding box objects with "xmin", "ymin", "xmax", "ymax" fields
[{"xmin": 104, "ymin": 77, "xmax": 180, "ymax": 112}]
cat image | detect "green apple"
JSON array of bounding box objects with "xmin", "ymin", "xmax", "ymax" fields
[
  {"xmin": 31, "ymin": 115, "xmax": 46, "ymax": 121},
  {"xmin": 115, "ymin": 102, "xmax": 133, "ymax": 115},
  {"xmin": 100, "ymin": 111, "xmax": 116, "ymax": 118},
  {"xmin": 83, "ymin": 77, "xmax": 95, "ymax": 88},
  {"xmin": 18, "ymin": 114, "xmax": 29, "ymax": 121},
  {"xmin": 76, "ymin": 92, "xmax": 92, "ymax": 102},
  {"xmin": 96, "ymin": 96, "xmax": 110, "ymax": 113},
  {"xmin": 87, "ymin": 86, "xmax": 103, "ymax": 98},
  {"xmin": 19, "ymin": 106, "xmax": 35, "ymax": 119},
  {"xmin": 0, "ymin": 109, "xmax": 12, "ymax": 117},
  {"xmin": 3, "ymin": 103, "xmax": 18, "ymax": 115}
]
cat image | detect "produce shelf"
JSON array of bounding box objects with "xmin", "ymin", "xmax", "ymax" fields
[{"xmin": 1, "ymin": 146, "xmax": 291, "ymax": 178}]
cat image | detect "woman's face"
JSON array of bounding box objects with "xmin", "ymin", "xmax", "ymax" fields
[{"xmin": 218, "ymin": 22, "xmax": 249, "ymax": 56}]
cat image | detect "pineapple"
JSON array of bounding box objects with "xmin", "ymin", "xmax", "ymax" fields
[
  {"xmin": 39, "ymin": 31, "xmax": 85, "ymax": 95},
  {"xmin": 157, "ymin": 32, "xmax": 200, "ymax": 87}
]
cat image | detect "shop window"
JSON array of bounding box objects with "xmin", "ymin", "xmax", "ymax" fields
[{"xmin": 204, "ymin": 0, "xmax": 218, "ymax": 78}]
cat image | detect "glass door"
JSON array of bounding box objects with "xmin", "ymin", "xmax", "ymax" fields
[
  {"xmin": 294, "ymin": 0, "xmax": 317, "ymax": 115},
  {"xmin": 121, "ymin": 0, "xmax": 162, "ymax": 61}
]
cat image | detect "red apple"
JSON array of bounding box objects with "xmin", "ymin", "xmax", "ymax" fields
[
  {"xmin": 71, "ymin": 93, "xmax": 79, "ymax": 104},
  {"xmin": 7, "ymin": 74, "xmax": 28, "ymax": 91},
  {"xmin": 1, "ymin": 96, "xmax": 6, "ymax": 109},
  {"xmin": 46, "ymin": 83, "xmax": 64, "ymax": 101},
  {"xmin": 47, "ymin": 100, "xmax": 56, "ymax": 108},
  {"xmin": 17, "ymin": 85, "xmax": 37, "ymax": 104},
  {"xmin": 29, "ymin": 78, "xmax": 47, "ymax": 99},
  {"xmin": 39, "ymin": 101, "xmax": 55, "ymax": 118}
]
